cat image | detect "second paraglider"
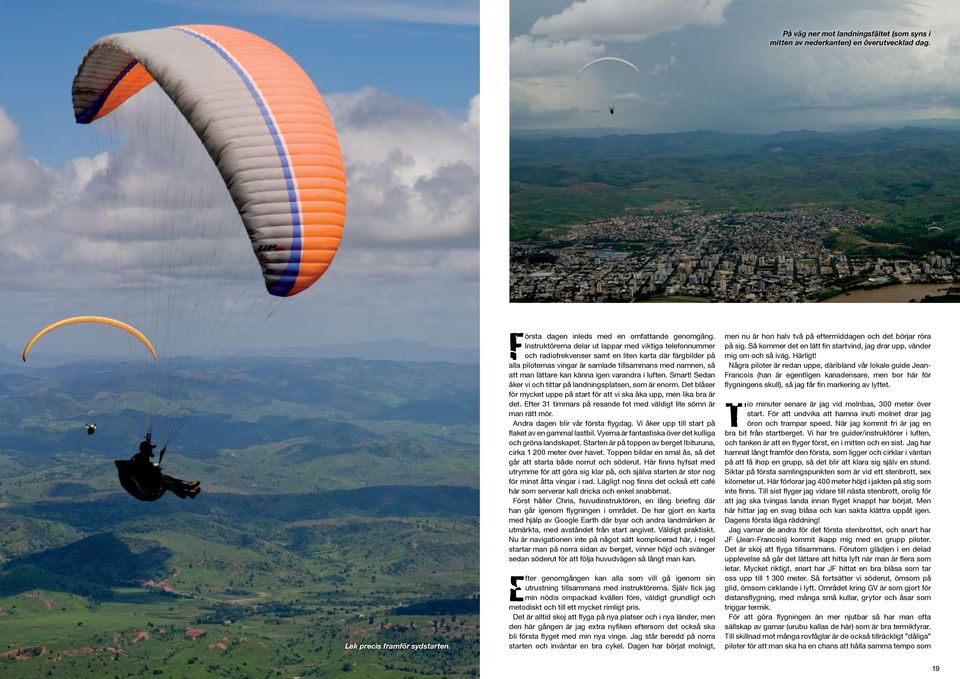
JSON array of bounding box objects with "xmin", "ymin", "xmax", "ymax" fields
[
  {"xmin": 576, "ymin": 57, "xmax": 641, "ymax": 79},
  {"xmin": 576, "ymin": 57, "xmax": 640, "ymax": 118},
  {"xmin": 22, "ymin": 316, "xmax": 157, "ymax": 362}
]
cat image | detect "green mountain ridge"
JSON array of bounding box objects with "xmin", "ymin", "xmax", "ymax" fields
[
  {"xmin": 5, "ymin": 485, "xmax": 480, "ymax": 533},
  {"xmin": 0, "ymin": 355, "xmax": 479, "ymax": 677}
]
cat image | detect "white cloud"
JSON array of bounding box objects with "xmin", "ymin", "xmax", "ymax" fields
[
  {"xmin": 648, "ymin": 54, "xmax": 676, "ymax": 76},
  {"xmin": 328, "ymin": 87, "xmax": 479, "ymax": 248},
  {"xmin": 0, "ymin": 84, "xmax": 477, "ymax": 289},
  {"xmin": 0, "ymin": 112, "xmax": 53, "ymax": 208},
  {"xmin": 0, "ymin": 80, "xmax": 478, "ymax": 363},
  {"xmin": 511, "ymin": 0, "xmax": 960, "ymax": 133},
  {"xmin": 510, "ymin": 1, "xmax": 720, "ymax": 129},
  {"xmin": 510, "ymin": 34, "xmax": 605, "ymax": 77},
  {"xmin": 0, "ymin": 110, "xmax": 19, "ymax": 150},
  {"xmin": 530, "ymin": 0, "xmax": 733, "ymax": 42},
  {"xmin": 747, "ymin": 1, "xmax": 960, "ymax": 117}
]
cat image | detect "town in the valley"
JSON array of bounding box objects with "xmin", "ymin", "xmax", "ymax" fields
[{"xmin": 510, "ymin": 208, "xmax": 957, "ymax": 302}]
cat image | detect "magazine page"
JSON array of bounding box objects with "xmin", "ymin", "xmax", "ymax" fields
[
  {"xmin": 484, "ymin": 1, "xmax": 960, "ymax": 677},
  {"xmin": 0, "ymin": 2, "xmax": 479, "ymax": 677}
]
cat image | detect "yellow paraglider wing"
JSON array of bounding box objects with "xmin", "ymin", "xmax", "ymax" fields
[{"xmin": 22, "ymin": 316, "xmax": 158, "ymax": 362}]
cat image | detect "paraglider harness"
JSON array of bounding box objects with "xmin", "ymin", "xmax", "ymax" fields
[
  {"xmin": 115, "ymin": 433, "xmax": 167, "ymax": 502},
  {"xmin": 85, "ymin": 423, "xmax": 97, "ymax": 435}
]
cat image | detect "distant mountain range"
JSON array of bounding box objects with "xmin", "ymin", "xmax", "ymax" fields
[
  {"xmin": 241, "ymin": 338, "xmax": 478, "ymax": 363},
  {"xmin": 512, "ymin": 125, "xmax": 960, "ymax": 162},
  {"xmin": 0, "ymin": 341, "xmax": 19, "ymax": 364},
  {"xmin": 0, "ymin": 337, "xmax": 478, "ymax": 366},
  {"xmin": 511, "ymin": 119, "xmax": 960, "ymax": 139},
  {"xmin": 0, "ymin": 354, "xmax": 478, "ymax": 469}
]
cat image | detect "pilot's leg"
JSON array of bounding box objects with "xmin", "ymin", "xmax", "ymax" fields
[{"xmin": 159, "ymin": 474, "xmax": 193, "ymax": 499}]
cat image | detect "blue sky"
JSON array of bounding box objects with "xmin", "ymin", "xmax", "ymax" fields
[
  {"xmin": 0, "ymin": 0, "xmax": 479, "ymax": 354},
  {"xmin": 2, "ymin": 0, "xmax": 478, "ymax": 165}
]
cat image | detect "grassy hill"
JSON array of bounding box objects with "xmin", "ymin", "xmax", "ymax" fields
[{"xmin": 0, "ymin": 356, "xmax": 479, "ymax": 677}]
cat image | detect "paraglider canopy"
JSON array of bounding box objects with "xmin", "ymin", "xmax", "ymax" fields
[
  {"xmin": 22, "ymin": 316, "xmax": 157, "ymax": 362},
  {"xmin": 72, "ymin": 24, "xmax": 347, "ymax": 298},
  {"xmin": 577, "ymin": 57, "xmax": 639, "ymax": 118},
  {"xmin": 576, "ymin": 57, "xmax": 641, "ymax": 79}
]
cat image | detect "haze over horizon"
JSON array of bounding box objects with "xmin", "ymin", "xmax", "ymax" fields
[{"xmin": 511, "ymin": 119, "xmax": 960, "ymax": 138}]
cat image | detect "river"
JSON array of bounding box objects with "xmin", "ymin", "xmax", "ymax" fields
[{"xmin": 821, "ymin": 283, "xmax": 955, "ymax": 303}]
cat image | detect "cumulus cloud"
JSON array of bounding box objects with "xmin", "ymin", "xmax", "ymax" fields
[
  {"xmin": 0, "ymin": 84, "xmax": 477, "ymax": 282},
  {"xmin": 511, "ymin": 34, "xmax": 605, "ymax": 77},
  {"xmin": 510, "ymin": 1, "xmax": 721, "ymax": 130},
  {"xmin": 0, "ymin": 113, "xmax": 53, "ymax": 207},
  {"xmin": 736, "ymin": 0, "xmax": 960, "ymax": 120},
  {"xmin": 509, "ymin": 35, "xmax": 605, "ymax": 126},
  {"xmin": 530, "ymin": 0, "xmax": 733, "ymax": 42},
  {"xmin": 0, "ymin": 84, "xmax": 478, "ymax": 348},
  {"xmin": 327, "ymin": 87, "xmax": 478, "ymax": 248},
  {"xmin": 512, "ymin": 0, "xmax": 960, "ymax": 133}
]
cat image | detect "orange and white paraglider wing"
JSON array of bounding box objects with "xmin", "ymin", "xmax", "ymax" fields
[{"xmin": 72, "ymin": 24, "xmax": 346, "ymax": 297}]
